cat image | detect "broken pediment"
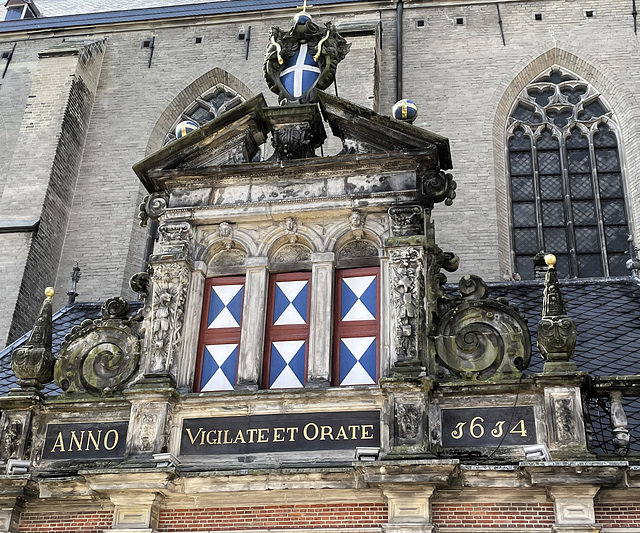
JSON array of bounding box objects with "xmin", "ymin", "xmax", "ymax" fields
[{"xmin": 133, "ymin": 90, "xmax": 452, "ymax": 198}]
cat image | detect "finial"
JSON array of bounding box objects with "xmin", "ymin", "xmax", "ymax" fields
[
  {"xmin": 67, "ymin": 263, "xmax": 80, "ymax": 305},
  {"xmin": 10, "ymin": 287, "xmax": 56, "ymax": 392},
  {"xmin": 537, "ymin": 254, "xmax": 577, "ymax": 373},
  {"xmin": 295, "ymin": 0, "xmax": 313, "ymax": 21}
]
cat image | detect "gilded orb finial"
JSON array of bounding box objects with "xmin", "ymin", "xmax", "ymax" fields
[
  {"xmin": 45, "ymin": 287, "xmax": 55, "ymax": 299},
  {"xmin": 544, "ymin": 254, "xmax": 556, "ymax": 268}
]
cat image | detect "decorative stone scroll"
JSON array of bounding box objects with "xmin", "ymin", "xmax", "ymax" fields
[
  {"xmin": 138, "ymin": 191, "xmax": 168, "ymax": 228},
  {"xmin": 435, "ymin": 275, "xmax": 531, "ymax": 380},
  {"xmin": 54, "ymin": 298, "xmax": 141, "ymax": 395},
  {"xmin": 389, "ymin": 247, "xmax": 424, "ymax": 365}
]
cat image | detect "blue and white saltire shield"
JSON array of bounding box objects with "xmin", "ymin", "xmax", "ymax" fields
[{"xmin": 279, "ymin": 43, "xmax": 321, "ymax": 98}]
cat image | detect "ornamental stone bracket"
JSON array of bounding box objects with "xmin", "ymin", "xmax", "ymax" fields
[
  {"xmin": 103, "ymin": 491, "xmax": 164, "ymax": 533},
  {"xmin": 548, "ymin": 486, "xmax": 601, "ymax": 533},
  {"xmin": 382, "ymin": 485, "xmax": 437, "ymax": 533}
]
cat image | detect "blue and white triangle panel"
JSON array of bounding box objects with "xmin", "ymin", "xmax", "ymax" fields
[
  {"xmin": 341, "ymin": 275, "xmax": 376, "ymax": 322},
  {"xmin": 207, "ymin": 284, "xmax": 244, "ymax": 329},
  {"xmin": 269, "ymin": 340, "xmax": 306, "ymax": 389},
  {"xmin": 200, "ymin": 343, "xmax": 239, "ymax": 391},
  {"xmin": 339, "ymin": 336, "xmax": 376, "ymax": 386},
  {"xmin": 273, "ymin": 280, "xmax": 308, "ymax": 326}
]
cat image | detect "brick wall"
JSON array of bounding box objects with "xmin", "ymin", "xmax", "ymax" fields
[
  {"xmin": 595, "ymin": 503, "xmax": 640, "ymax": 528},
  {"xmin": 157, "ymin": 503, "xmax": 387, "ymax": 531},
  {"xmin": 18, "ymin": 510, "xmax": 113, "ymax": 532},
  {"xmin": 432, "ymin": 502, "xmax": 555, "ymax": 528}
]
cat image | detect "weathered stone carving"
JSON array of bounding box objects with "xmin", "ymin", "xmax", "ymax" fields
[
  {"xmin": 11, "ymin": 288, "xmax": 55, "ymax": 391},
  {"xmin": 435, "ymin": 275, "xmax": 531, "ymax": 380},
  {"xmin": 537, "ymin": 254, "xmax": 577, "ymax": 370},
  {"xmin": 349, "ymin": 210, "xmax": 365, "ymax": 240},
  {"xmin": 609, "ymin": 390, "xmax": 630, "ymax": 456},
  {"xmin": 389, "ymin": 205, "xmax": 423, "ymax": 237},
  {"xmin": 283, "ymin": 217, "xmax": 298, "ymax": 242},
  {"xmin": 338, "ymin": 240, "xmax": 378, "ymax": 260},
  {"xmin": 54, "ymin": 297, "xmax": 141, "ymax": 395},
  {"xmin": 263, "ymin": 11, "xmax": 350, "ymax": 105},
  {"xmin": 389, "ymin": 247, "xmax": 424, "ymax": 363},
  {"xmin": 273, "ymin": 243, "xmax": 311, "ymax": 263},
  {"xmin": 147, "ymin": 262, "xmax": 191, "ymax": 377},
  {"xmin": 1, "ymin": 420, "xmax": 22, "ymax": 460},
  {"xmin": 157, "ymin": 221, "xmax": 193, "ymax": 256},
  {"xmin": 211, "ymin": 249, "xmax": 246, "ymax": 266},
  {"xmin": 395, "ymin": 403, "xmax": 422, "ymax": 445},
  {"xmin": 271, "ymin": 123, "xmax": 318, "ymax": 160},
  {"xmin": 138, "ymin": 192, "xmax": 169, "ymax": 227},
  {"xmin": 421, "ymin": 168, "xmax": 457, "ymax": 208},
  {"xmin": 218, "ymin": 221, "xmax": 233, "ymax": 249}
]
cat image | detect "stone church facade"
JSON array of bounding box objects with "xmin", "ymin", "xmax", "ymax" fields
[{"xmin": 0, "ymin": 0, "xmax": 639, "ymax": 532}]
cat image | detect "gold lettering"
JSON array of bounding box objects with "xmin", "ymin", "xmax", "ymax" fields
[
  {"xmin": 206, "ymin": 430, "xmax": 217, "ymax": 445},
  {"xmin": 186, "ymin": 427, "xmax": 203, "ymax": 445},
  {"xmin": 336, "ymin": 426, "xmax": 348, "ymax": 440},
  {"xmin": 320, "ymin": 425, "xmax": 334, "ymax": 440},
  {"xmin": 86, "ymin": 430, "xmax": 102, "ymax": 451},
  {"xmin": 234, "ymin": 430, "xmax": 246, "ymax": 444},
  {"xmin": 348, "ymin": 425, "xmax": 359, "ymax": 439},
  {"xmin": 223, "ymin": 430, "xmax": 233, "ymax": 444},
  {"xmin": 509, "ymin": 419, "xmax": 527, "ymax": 437},
  {"xmin": 104, "ymin": 429, "xmax": 119, "ymax": 451},
  {"xmin": 246, "ymin": 428, "xmax": 258, "ymax": 443},
  {"xmin": 51, "ymin": 432, "xmax": 65, "ymax": 453},
  {"xmin": 286, "ymin": 427, "xmax": 299, "ymax": 441},
  {"xmin": 303, "ymin": 423, "xmax": 319, "ymax": 441},
  {"xmin": 69, "ymin": 431, "xmax": 84, "ymax": 451},
  {"xmin": 273, "ymin": 428, "xmax": 285, "ymax": 442},
  {"xmin": 361, "ymin": 424, "xmax": 374, "ymax": 439},
  {"xmin": 491, "ymin": 421, "xmax": 505, "ymax": 438},
  {"xmin": 451, "ymin": 422, "xmax": 466, "ymax": 439},
  {"xmin": 257, "ymin": 428, "xmax": 269, "ymax": 443}
]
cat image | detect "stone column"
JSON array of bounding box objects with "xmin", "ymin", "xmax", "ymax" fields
[
  {"xmin": 549, "ymin": 486, "xmax": 601, "ymax": 533},
  {"xmin": 382, "ymin": 485, "xmax": 437, "ymax": 533},
  {"xmin": 307, "ymin": 252, "xmax": 334, "ymax": 387},
  {"xmin": 0, "ymin": 39, "xmax": 106, "ymax": 348},
  {"xmin": 236, "ymin": 257, "xmax": 269, "ymax": 390}
]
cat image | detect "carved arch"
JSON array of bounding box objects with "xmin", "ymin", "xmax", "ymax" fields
[
  {"xmin": 493, "ymin": 48, "xmax": 640, "ymax": 276},
  {"xmin": 145, "ymin": 68, "xmax": 254, "ymax": 156},
  {"xmin": 258, "ymin": 221, "xmax": 324, "ymax": 257}
]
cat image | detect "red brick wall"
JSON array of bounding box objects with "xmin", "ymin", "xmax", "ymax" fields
[
  {"xmin": 158, "ymin": 503, "xmax": 387, "ymax": 531},
  {"xmin": 595, "ymin": 503, "xmax": 640, "ymax": 528},
  {"xmin": 432, "ymin": 502, "xmax": 555, "ymax": 527},
  {"xmin": 18, "ymin": 510, "xmax": 113, "ymax": 532}
]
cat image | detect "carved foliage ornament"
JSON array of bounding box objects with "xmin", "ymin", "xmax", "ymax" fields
[
  {"xmin": 389, "ymin": 205, "xmax": 423, "ymax": 237},
  {"xmin": 435, "ymin": 275, "xmax": 531, "ymax": 380},
  {"xmin": 148, "ymin": 262, "xmax": 191, "ymax": 375},
  {"xmin": 389, "ymin": 247, "xmax": 424, "ymax": 363},
  {"xmin": 54, "ymin": 298, "xmax": 141, "ymax": 395}
]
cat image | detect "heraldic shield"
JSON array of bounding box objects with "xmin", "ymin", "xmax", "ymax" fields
[{"xmin": 264, "ymin": 7, "xmax": 351, "ymax": 105}]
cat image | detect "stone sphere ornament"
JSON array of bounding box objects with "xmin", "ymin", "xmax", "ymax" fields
[
  {"xmin": 175, "ymin": 120, "xmax": 199, "ymax": 139},
  {"xmin": 392, "ymin": 99, "xmax": 418, "ymax": 123}
]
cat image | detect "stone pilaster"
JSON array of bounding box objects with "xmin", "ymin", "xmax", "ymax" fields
[
  {"xmin": 544, "ymin": 385, "xmax": 590, "ymax": 459},
  {"xmin": 236, "ymin": 257, "xmax": 269, "ymax": 390},
  {"xmin": 549, "ymin": 486, "xmax": 601, "ymax": 533},
  {"xmin": 306, "ymin": 252, "xmax": 335, "ymax": 388},
  {"xmin": 124, "ymin": 389, "xmax": 178, "ymax": 458},
  {"xmin": 106, "ymin": 492, "xmax": 163, "ymax": 533}
]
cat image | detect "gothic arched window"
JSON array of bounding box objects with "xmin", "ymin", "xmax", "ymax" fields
[{"xmin": 507, "ymin": 68, "xmax": 630, "ymax": 279}]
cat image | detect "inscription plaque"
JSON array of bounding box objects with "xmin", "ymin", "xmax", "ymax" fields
[
  {"xmin": 181, "ymin": 411, "xmax": 380, "ymax": 455},
  {"xmin": 43, "ymin": 421, "xmax": 128, "ymax": 460},
  {"xmin": 441, "ymin": 406, "xmax": 536, "ymax": 447}
]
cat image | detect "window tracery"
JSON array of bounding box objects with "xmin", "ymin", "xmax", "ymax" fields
[{"xmin": 507, "ymin": 67, "xmax": 629, "ymax": 279}]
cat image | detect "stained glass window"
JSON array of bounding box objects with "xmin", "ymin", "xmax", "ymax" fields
[{"xmin": 506, "ymin": 68, "xmax": 629, "ymax": 279}]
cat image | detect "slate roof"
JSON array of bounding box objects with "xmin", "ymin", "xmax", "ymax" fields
[
  {"xmin": 0, "ymin": 0, "xmax": 366, "ymax": 33},
  {"xmin": 0, "ymin": 277, "xmax": 638, "ymax": 456}
]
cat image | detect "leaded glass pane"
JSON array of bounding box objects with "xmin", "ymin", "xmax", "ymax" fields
[
  {"xmin": 577, "ymin": 254, "xmax": 603, "ymax": 277},
  {"xmin": 538, "ymin": 151, "xmax": 561, "ymax": 174},
  {"xmin": 544, "ymin": 227, "xmax": 568, "ymax": 253},
  {"xmin": 594, "ymin": 125, "xmax": 617, "ymax": 147},
  {"xmin": 566, "ymin": 128, "xmax": 588, "ymax": 149},
  {"xmin": 574, "ymin": 227, "xmax": 600, "ymax": 253},
  {"xmin": 509, "ymin": 129, "xmax": 531, "ymax": 151},
  {"xmin": 572, "ymin": 201, "xmax": 596, "ymax": 225},
  {"xmin": 540, "ymin": 176, "xmax": 563, "ymax": 200},
  {"xmin": 537, "ymin": 129, "xmax": 558, "ymax": 150},
  {"xmin": 513, "ymin": 203, "xmax": 536, "ymax": 227},
  {"xmin": 561, "ymin": 86, "xmax": 587, "ymax": 105},
  {"xmin": 554, "ymin": 254, "xmax": 570, "ymax": 279},
  {"xmin": 601, "ymin": 199, "xmax": 627, "ymax": 225},
  {"xmin": 513, "ymin": 103, "xmax": 539, "ymax": 123},
  {"xmin": 188, "ymin": 105, "xmax": 213, "ymax": 124},
  {"xmin": 609, "ymin": 254, "xmax": 629, "ymax": 276},
  {"xmin": 598, "ymin": 174, "xmax": 624, "ymax": 199},
  {"xmin": 528, "ymin": 88, "xmax": 554, "ymax": 106},
  {"xmin": 514, "ymin": 228, "xmax": 539, "ymax": 254},
  {"xmin": 547, "ymin": 109, "xmax": 572, "ymax": 128},
  {"xmin": 542, "ymin": 202, "xmax": 565, "ymax": 226},
  {"xmin": 516, "ymin": 256, "xmax": 535, "ymax": 280},
  {"xmin": 570, "ymin": 175, "xmax": 594, "ymax": 199},
  {"xmin": 595, "ymin": 149, "xmax": 620, "ymax": 172},
  {"xmin": 509, "ymin": 151, "xmax": 533, "ymax": 176},
  {"xmin": 567, "ymin": 149, "xmax": 591, "ymax": 173},
  {"xmin": 580, "ymin": 99, "xmax": 606, "ymax": 120},
  {"xmin": 511, "ymin": 177, "xmax": 535, "ymax": 201},
  {"xmin": 605, "ymin": 226, "xmax": 629, "ymax": 253}
]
